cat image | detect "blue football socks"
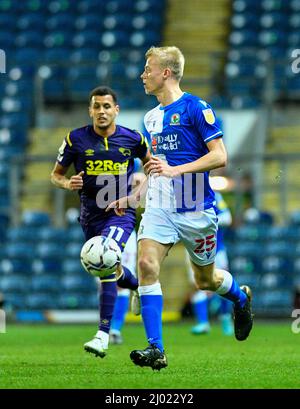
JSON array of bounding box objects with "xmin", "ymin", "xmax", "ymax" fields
[
  {"xmin": 139, "ymin": 283, "xmax": 164, "ymax": 352},
  {"xmin": 216, "ymin": 271, "xmax": 247, "ymax": 309},
  {"xmin": 111, "ymin": 292, "xmax": 130, "ymax": 332},
  {"xmin": 192, "ymin": 291, "xmax": 209, "ymax": 325}
]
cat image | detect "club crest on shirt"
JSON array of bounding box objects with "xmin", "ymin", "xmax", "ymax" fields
[
  {"xmin": 202, "ymin": 108, "xmax": 215, "ymax": 125},
  {"xmin": 119, "ymin": 147, "xmax": 131, "ymax": 156},
  {"xmin": 170, "ymin": 113, "xmax": 180, "ymax": 125}
]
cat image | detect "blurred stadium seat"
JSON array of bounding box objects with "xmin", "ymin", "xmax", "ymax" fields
[
  {"xmin": 0, "ymin": 275, "xmax": 29, "ymax": 293},
  {"xmin": 22, "ymin": 211, "xmax": 51, "ymax": 226},
  {"xmin": 31, "ymin": 275, "xmax": 61, "ymax": 293},
  {"xmin": 25, "ymin": 293, "xmax": 58, "ymax": 309},
  {"xmin": 61, "ymin": 275, "xmax": 96, "ymax": 292}
]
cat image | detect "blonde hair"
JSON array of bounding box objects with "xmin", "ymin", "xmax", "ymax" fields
[{"xmin": 145, "ymin": 46, "xmax": 185, "ymax": 82}]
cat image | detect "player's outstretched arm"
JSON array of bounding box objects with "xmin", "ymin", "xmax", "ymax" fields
[
  {"xmin": 106, "ymin": 173, "xmax": 149, "ymax": 216},
  {"xmin": 146, "ymin": 138, "xmax": 227, "ymax": 178},
  {"xmin": 51, "ymin": 162, "xmax": 84, "ymax": 191}
]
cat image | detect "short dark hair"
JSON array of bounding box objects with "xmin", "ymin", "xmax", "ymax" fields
[{"xmin": 89, "ymin": 86, "xmax": 118, "ymax": 104}]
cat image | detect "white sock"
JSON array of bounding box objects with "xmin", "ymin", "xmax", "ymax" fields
[
  {"xmin": 138, "ymin": 282, "xmax": 162, "ymax": 296},
  {"xmin": 215, "ymin": 270, "xmax": 233, "ymax": 295}
]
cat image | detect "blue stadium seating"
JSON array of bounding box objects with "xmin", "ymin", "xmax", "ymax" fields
[
  {"xmin": 0, "ymin": 32, "xmax": 15, "ymax": 49},
  {"xmin": 4, "ymin": 243, "xmax": 37, "ymax": 259},
  {"xmin": 43, "ymin": 48, "xmax": 71, "ymax": 64},
  {"xmin": 65, "ymin": 243, "xmax": 83, "ymax": 258},
  {"xmin": 22, "ymin": 211, "xmax": 51, "ymax": 226},
  {"xmin": 1, "ymin": 0, "xmax": 166, "ymax": 107},
  {"xmin": 66, "ymin": 226, "xmax": 84, "ymax": 241},
  {"xmin": 57, "ymin": 292, "xmax": 92, "ymax": 309},
  {"xmin": 14, "ymin": 48, "xmax": 42, "ymax": 66},
  {"xmin": 74, "ymin": 14, "xmax": 103, "ymax": 31},
  {"xmin": 234, "ymin": 272, "xmax": 260, "ymax": 290},
  {"xmin": 15, "ymin": 31, "xmax": 45, "ymax": 48},
  {"xmin": 258, "ymin": 290, "xmax": 292, "ymax": 309},
  {"xmin": 61, "ymin": 275, "xmax": 96, "ymax": 292},
  {"xmin": 36, "ymin": 243, "xmax": 65, "ymax": 259},
  {"xmin": 7, "ymin": 226, "xmax": 40, "ymax": 242},
  {"xmin": 62, "ymin": 259, "xmax": 85, "ymax": 275},
  {"xmin": 65, "ymin": 208, "xmax": 80, "ymax": 225},
  {"xmin": 70, "ymin": 48, "xmax": 99, "ymax": 63},
  {"xmin": 76, "ymin": 0, "xmax": 102, "ymax": 14},
  {"xmin": 292, "ymin": 252, "xmax": 300, "ymax": 273},
  {"xmin": 4, "ymin": 293, "xmax": 25, "ymax": 309},
  {"xmin": 36, "ymin": 227, "xmax": 67, "ymax": 242},
  {"xmin": 47, "ymin": 0, "xmax": 73, "ymax": 14},
  {"xmin": 31, "ymin": 259, "xmax": 62, "ymax": 275},
  {"xmin": 31, "ymin": 275, "xmax": 61, "ymax": 293},
  {"xmin": 17, "ymin": 13, "xmax": 46, "ymax": 31},
  {"xmin": 261, "ymin": 255, "xmax": 290, "ymax": 274},
  {"xmin": 103, "ymin": 13, "xmax": 132, "ymax": 31},
  {"xmin": 289, "ymin": 210, "xmax": 300, "ymax": 225},
  {"xmin": 0, "ymin": 275, "xmax": 30, "ymax": 293},
  {"xmin": 230, "ymin": 241, "xmax": 260, "ymax": 258},
  {"xmin": 0, "ymin": 14, "xmax": 15, "ymax": 30},
  {"xmin": 0, "ymin": 259, "xmax": 31, "ymax": 275},
  {"xmin": 264, "ymin": 241, "xmax": 292, "ymax": 257},
  {"xmin": 85, "ymin": 293, "xmax": 99, "ymax": 309},
  {"xmin": 45, "ymin": 13, "xmax": 75, "ymax": 31},
  {"xmin": 260, "ymin": 273, "xmax": 291, "ymax": 290},
  {"xmin": 25, "ymin": 293, "xmax": 58, "ymax": 310},
  {"xmin": 229, "ymin": 255, "xmax": 258, "ymax": 275},
  {"xmin": 217, "ymin": 0, "xmax": 300, "ymax": 105}
]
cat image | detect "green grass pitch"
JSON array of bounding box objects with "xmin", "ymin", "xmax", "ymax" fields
[{"xmin": 0, "ymin": 321, "xmax": 299, "ymax": 389}]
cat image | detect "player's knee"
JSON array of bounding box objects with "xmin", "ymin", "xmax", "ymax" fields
[{"xmin": 138, "ymin": 256, "xmax": 159, "ymax": 282}]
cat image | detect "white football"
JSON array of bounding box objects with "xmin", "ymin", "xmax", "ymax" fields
[{"xmin": 80, "ymin": 236, "xmax": 121, "ymax": 278}]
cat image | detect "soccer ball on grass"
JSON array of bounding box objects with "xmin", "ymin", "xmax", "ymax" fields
[{"xmin": 80, "ymin": 236, "xmax": 121, "ymax": 278}]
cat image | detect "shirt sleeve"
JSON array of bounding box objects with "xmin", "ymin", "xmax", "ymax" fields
[
  {"xmin": 56, "ymin": 132, "xmax": 75, "ymax": 168},
  {"xmin": 134, "ymin": 130, "xmax": 149, "ymax": 159},
  {"xmin": 192, "ymin": 100, "xmax": 223, "ymax": 144}
]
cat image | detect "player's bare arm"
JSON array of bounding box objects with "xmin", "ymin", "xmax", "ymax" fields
[
  {"xmin": 144, "ymin": 138, "xmax": 227, "ymax": 178},
  {"xmin": 106, "ymin": 152, "xmax": 151, "ymax": 216},
  {"xmin": 51, "ymin": 162, "xmax": 84, "ymax": 191}
]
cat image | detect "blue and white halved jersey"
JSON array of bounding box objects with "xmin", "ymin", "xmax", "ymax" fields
[{"xmin": 143, "ymin": 92, "xmax": 223, "ymax": 212}]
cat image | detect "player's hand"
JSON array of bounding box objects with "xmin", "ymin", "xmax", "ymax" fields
[
  {"xmin": 106, "ymin": 195, "xmax": 138, "ymax": 216},
  {"xmin": 106, "ymin": 196, "xmax": 129, "ymax": 216},
  {"xmin": 144, "ymin": 156, "xmax": 180, "ymax": 178},
  {"xmin": 67, "ymin": 171, "xmax": 84, "ymax": 190}
]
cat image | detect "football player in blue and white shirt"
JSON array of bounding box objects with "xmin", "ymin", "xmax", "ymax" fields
[{"xmin": 108, "ymin": 46, "xmax": 253, "ymax": 370}]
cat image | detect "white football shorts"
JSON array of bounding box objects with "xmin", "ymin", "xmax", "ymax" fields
[{"xmin": 138, "ymin": 207, "xmax": 218, "ymax": 266}]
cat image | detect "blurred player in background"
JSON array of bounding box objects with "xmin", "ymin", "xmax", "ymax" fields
[
  {"xmin": 188, "ymin": 191, "xmax": 234, "ymax": 336},
  {"xmin": 51, "ymin": 86, "xmax": 150, "ymax": 358},
  {"xmin": 109, "ymin": 229, "xmax": 137, "ymax": 344},
  {"xmin": 108, "ymin": 46, "xmax": 253, "ymax": 371},
  {"xmin": 110, "ymin": 164, "xmax": 146, "ymax": 345}
]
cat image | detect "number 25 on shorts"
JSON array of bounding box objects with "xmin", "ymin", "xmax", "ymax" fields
[{"xmin": 194, "ymin": 235, "xmax": 216, "ymax": 254}]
